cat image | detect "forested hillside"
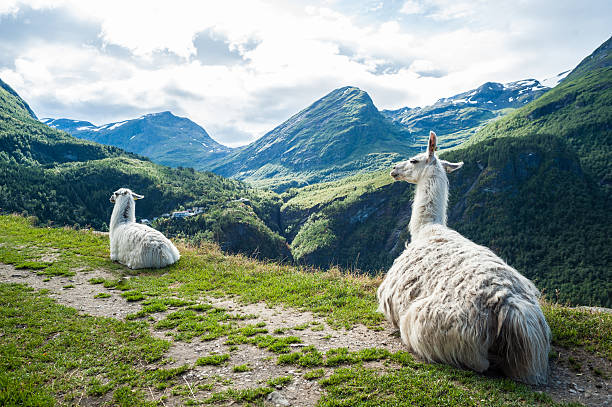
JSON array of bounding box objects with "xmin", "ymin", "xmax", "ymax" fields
[
  {"xmin": 0, "ymin": 79, "xmax": 289, "ymax": 261},
  {"xmin": 278, "ymin": 37, "xmax": 612, "ymax": 307}
]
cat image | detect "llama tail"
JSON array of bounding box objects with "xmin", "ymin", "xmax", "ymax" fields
[{"xmin": 495, "ymin": 298, "xmax": 551, "ymax": 385}]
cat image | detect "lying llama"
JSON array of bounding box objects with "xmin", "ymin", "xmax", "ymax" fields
[
  {"xmin": 109, "ymin": 188, "xmax": 180, "ymax": 269},
  {"xmin": 377, "ymin": 131, "xmax": 550, "ymax": 384}
]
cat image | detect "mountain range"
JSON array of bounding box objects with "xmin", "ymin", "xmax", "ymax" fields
[
  {"xmin": 42, "ymin": 112, "xmax": 232, "ymax": 169},
  {"xmin": 46, "ymin": 78, "xmax": 554, "ymax": 192},
  {"xmin": 381, "ymin": 78, "xmax": 554, "ymax": 149},
  {"xmin": 209, "ymin": 86, "xmax": 416, "ymax": 190}
]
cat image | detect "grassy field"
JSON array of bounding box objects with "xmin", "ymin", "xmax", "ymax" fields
[{"xmin": 0, "ymin": 215, "xmax": 610, "ymax": 406}]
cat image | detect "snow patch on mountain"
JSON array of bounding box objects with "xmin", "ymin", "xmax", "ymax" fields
[
  {"xmin": 108, "ymin": 121, "xmax": 128, "ymax": 131},
  {"xmin": 540, "ymin": 70, "xmax": 571, "ymax": 88}
]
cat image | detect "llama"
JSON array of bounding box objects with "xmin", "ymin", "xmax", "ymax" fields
[
  {"xmin": 109, "ymin": 188, "xmax": 180, "ymax": 269},
  {"xmin": 377, "ymin": 131, "xmax": 550, "ymax": 385}
]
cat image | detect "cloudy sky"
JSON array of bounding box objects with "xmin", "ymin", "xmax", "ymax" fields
[{"xmin": 1, "ymin": 1, "xmax": 610, "ymax": 146}]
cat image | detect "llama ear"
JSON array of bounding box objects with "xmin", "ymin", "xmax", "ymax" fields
[
  {"xmin": 132, "ymin": 192, "xmax": 144, "ymax": 200},
  {"xmin": 440, "ymin": 160, "xmax": 464, "ymax": 173},
  {"xmin": 427, "ymin": 131, "xmax": 437, "ymax": 162}
]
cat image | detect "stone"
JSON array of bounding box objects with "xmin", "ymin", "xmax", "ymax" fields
[{"xmin": 266, "ymin": 391, "xmax": 291, "ymax": 407}]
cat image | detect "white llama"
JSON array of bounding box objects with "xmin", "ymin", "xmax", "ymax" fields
[
  {"xmin": 377, "ymin": 131, "xmax": 550, "ymax": 384},
  {"xmin": 109, "ymin": 188, "xmax": 180, "ymax": 269}
]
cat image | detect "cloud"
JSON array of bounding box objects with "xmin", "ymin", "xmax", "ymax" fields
[
  {"xmin": 409, "ymin": 59, "xmax": 446, "ymax": 78},
  {"xmin": 400, "ymin": 1, "xmax": 424, "ymax": 15},
  {"xmin": 1, "ymin": 0, "xmax": 611, "ymax": 146},
  {"xmin": 192, "ymin": 29, "xmax": 253, "ymax": 66}
]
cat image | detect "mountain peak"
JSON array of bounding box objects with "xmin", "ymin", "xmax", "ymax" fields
[
  {"xmin": 43, "ymin": 111, "xmax": 231, "ymax": 169},
  {"xmin": 565, "ymin": 35, "xmax": 611, "ymax": 81},
  {"xmin": 210, "ymin": 86, "xmax": 414, "ymax": 190},
  {"xmin": 332, "ymin": 86, "xmax": 365, "ymax": 96},
  {"xmin": 139, "ymin": 111, "xmax": 175, "ymax": 119}
]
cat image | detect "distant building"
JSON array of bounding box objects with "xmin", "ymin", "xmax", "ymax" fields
[
  {"xmin": 172, "ymin": 210, "xmax": 194, "ymax": 218},
  {"xmin": 192, "ymin": 207, "xmax": 205, "ymax": 214},
  {"xmin": 161, "ymin": 213, "xmax": 170, "ymax": 218}
]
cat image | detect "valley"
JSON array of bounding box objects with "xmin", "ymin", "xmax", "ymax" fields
[{"xmin": 1, "ymin": 37, "xmax": 611, "ymax": 310}]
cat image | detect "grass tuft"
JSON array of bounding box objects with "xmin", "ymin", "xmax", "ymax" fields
[{"xmin": 195, "ymin": 354, "xmax": 230, "ymax": 366}]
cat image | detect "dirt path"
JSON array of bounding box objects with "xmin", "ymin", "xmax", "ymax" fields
[{"xmin": 1, "ymin": 263, "xmax": 610, "ymax": 407}]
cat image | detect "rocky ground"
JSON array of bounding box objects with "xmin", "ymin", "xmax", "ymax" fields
[{"xmin": 1, "ymin": 263, "xmax": 610, "ymax": 406}]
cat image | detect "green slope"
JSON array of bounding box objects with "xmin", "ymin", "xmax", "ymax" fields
[
  {"xmin": 210, "ymin": 86, "xmax": 416, "ymax": 191},
  {"xmin": 1, "ymin": 214, "xmax": 610, "ymax": 405},
  {"xmin": 0, "ymin": 79, "xmax": 289, "ymax": 261},
  {"xmin": 467, "ymin": 67, "xmax": 611, "ymax": 191}
]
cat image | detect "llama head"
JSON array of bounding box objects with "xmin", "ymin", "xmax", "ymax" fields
[
  {"xmin": 109, "ymin": 188, "xmax": 144, "ymax": 204},
  {"xmin": 390, "ymin": 131, "xmax": 463, "ymax": 183}
]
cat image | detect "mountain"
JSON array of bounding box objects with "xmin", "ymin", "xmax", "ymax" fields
[
  {"xmin": 466, "ymin": 36, "xmax": 612, "ymax": 192},
  {"xmin": 0, "ymin": 78, "xmax": 37, "ymax": 120},
  {"xmin": 279, "ymin": 36, "xmax": 612, "ymax": 307},
  {"xmin": 40, "ymin": 118, "xmax": 96, "ymax": 134},
  {"xmin": 382, "ymin": 78, "xmax": 551, "ymax": 150},
  {"xmin": 42, "ymin": 111, "xmax": 232, "ymax": 169},
  {"xmin": 211, "ymin": 80, "xmax": 549, "ymax": 192},
  {"xmin": 210, "ymin": 86, "xmax": 416, "ymax": 191},
  {"xmin": 0, "ymin": 80, "xmax": 290, "ymax": 261}
]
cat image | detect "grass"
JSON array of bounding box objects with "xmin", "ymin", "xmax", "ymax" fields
[
  {"xmin": 317, "ymin": 364, "xmax": 561, "ymax": 407},
  {"xmin": 304, "ymin": 368, "xmax": 325, "ymax": 380},
  {"xmin": 0, "ymin": 215, "xmax": 382, "ymax": 329},
  {"xmin": 195, "ymin": 354, "xmax": 230, "ymax": 366},
  {"xmin": 232, "ymin": 364, "xmax": 251, "ymax": 373},
  {"xmin": 0, "ymin": 283, "xmax": 172, "ymax": 406},
  {"xmin": 0, "ymin": 216, "xmax": 120, "ymax": 277},
  {"xmin": 281, "ymin": 170, "xmax": 392, "ymax": 211},
  {"xmin": 266, "ymin": 375, "xmax": 292, "ymax": 387},
  {"xmin": 204, "ymin": 386, "xmax": 273, "ymax": 404},
  {"xmin": 0, "ymin": 214, "xmax": 608, "ymax": 406},
  {"xmin": 277, "ymin": 346, "xmax": 391, "ymax": 368},
  {"xmin": 542, "ymin": 301, "xmax": 612, "ymax": 360}
]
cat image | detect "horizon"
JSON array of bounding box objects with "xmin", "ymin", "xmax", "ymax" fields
[{"xmin": 1, "ymin": 1, "xmax": 611, "ymax": 147}]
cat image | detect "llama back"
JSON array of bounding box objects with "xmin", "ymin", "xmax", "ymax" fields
[{"xmin": 116, "ymin": 223, "xmax": 180, "ymax": 269}]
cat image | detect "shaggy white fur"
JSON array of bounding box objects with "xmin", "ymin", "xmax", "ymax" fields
[
  {"xmin": 377, "ymin": 131, "xmax": 550, "ymax": 385},
  {"xmin": 109, "ymin": 188, "xmax": 180, "ymax": 269}
]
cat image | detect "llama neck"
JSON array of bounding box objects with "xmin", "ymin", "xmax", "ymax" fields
[
  {"xmin": 110, "ymin": 197, "xmax": 136, "ymax": 232},
  {"xmin": 409, "ymin": 168, "xmax": 448, "ymax": 237}
]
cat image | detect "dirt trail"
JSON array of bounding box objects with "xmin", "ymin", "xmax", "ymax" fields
[{"xmin": 1, "ymin": 263, "xmax": 610, "ymax": 407}]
